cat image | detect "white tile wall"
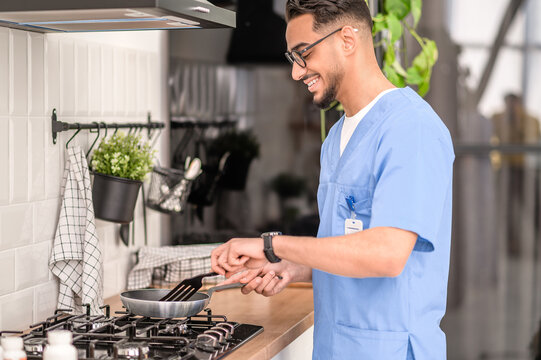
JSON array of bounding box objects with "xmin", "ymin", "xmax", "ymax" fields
[
  {"xmin": 0, "ymin": 29, "xmax": 168, "ymax": 330},
  {"xmin": 9, "ymin": 117, "xmax": 29, "ymax": 203},
  {"xmin": 0, "ymin": 203, "xmax": 33, "ymax": 250},
  {"xmin": 29, "ymin": 117, "xmax": 46, "ymax": 201},
  {"xmin": 9, "ymin": 30, "xmax": 28, "ymax": 116},
  {"xmin": 0, "ymin": 288, "xmax": 34, "ymax": 331},
  {"xmin": 29, "ymin": 33, "xmax": 44, "ymax": 116},
  {"xmin": 0, "ymin": 250, "xmax": 15, "ymax": 296},
  {"xmin": 59, "ymin": 39, "xmax": 75, "ymax": 116},
  {"xmin": 15, "ymin": 242, "xmax": 49, "ymax": 290},
  {"xmin": 0, "ymin": 28, "xmax": 8, "ymax": 116},
  {"xmin": 0, "ymin": 117, "xmax": 8, "ymax": 205}
]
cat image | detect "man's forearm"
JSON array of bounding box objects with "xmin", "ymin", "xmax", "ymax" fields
[{"xmin": 272, "ymin": 227, "xmax": 417, "ymax": 278}]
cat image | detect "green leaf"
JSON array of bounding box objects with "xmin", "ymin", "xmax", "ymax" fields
[
  {"xmin": 384, "ymin": 44, "xmax": 396, "ymax": 65},
  {"xmin": 418, "ymin": 78, "xmax": 430, "ymax": 96},
  {"xmin": 424, "ymin": 39, "xmax": 438, "ymax": 66},
  {"xmin": 383, "ymin": 62, "xmax": 406, "ymax": 87},
  {"xmin": 372, "ymin": 14, "xmax": 387, "ymax": 35},
  {"xmin": 386, "ymin": 13, "xmax": 403, "ymax": 43},
  {"xmin": 385, "ymin": 0, "xmax": 410, "ymax": 20},
  {"xmin": 392, "ymin": 59, "xmax": 408, "ymax": 77},
  {"xmin": 410, "ymin": 0, "xmax": 422, "ymax": 28},
  {"xmin": 406, "ymin": 66, "xmax": 424, "ymax": 84},
  {"xmin": 412, "ymin": 51, "xmax": 428, "ymax": 72}
]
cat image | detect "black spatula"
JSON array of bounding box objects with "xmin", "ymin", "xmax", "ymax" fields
[{"xmin": 159, "ymin": 272, "xmax": 218, "ymax": 302}]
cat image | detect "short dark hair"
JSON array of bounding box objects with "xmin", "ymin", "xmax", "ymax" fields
[{"xmin": 285, "ymin": 0, "xmax": 373, "ymax": 34}]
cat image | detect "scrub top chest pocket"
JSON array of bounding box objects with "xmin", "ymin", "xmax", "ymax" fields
[{"xmin": 339, "ymin": 187, "xmax": 372, "ymax": 234}]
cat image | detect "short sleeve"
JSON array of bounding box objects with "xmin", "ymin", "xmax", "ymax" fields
[{"xmin": 369, "ymin": 117, "xmax": 454, "ymax": 252}]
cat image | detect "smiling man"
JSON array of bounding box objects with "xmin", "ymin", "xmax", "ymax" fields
[{"xmin": 210, "ymin": 1, "xmax": 455, "ymax": 359}]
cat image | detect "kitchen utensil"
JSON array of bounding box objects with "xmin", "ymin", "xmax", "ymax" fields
[
  {"xmin": 159, "ymin": 271, "xmax": 218, "ymax": 302},
  {"xmin": 120, "ymin": 283, "xmax": 244, "ymax": 318},
  {"xmin": 119, "ymin": 224, "xmax": 130, "ymax": 246}
]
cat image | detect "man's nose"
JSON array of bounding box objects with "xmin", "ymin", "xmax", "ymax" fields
[{"xmin": 291, "ymin": 62, "xmax": 306, "ymax": 81}]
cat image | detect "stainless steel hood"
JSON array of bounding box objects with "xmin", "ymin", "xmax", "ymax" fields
[{"xmin": 0, "ymin": 0, "xmax": 235, "ymax": 32}]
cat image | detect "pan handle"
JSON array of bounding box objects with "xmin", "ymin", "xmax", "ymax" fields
[{"xmin": 207, "ymin": 282, "xmax": 245, "ymax": 299}]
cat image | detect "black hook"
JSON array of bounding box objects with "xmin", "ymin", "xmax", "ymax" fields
[
  {"xmin": 86, "ymin": 122, "xmax": 101, "ymax": 158},
  {"xmin": 101, "ymin": 122, "xmax": 108, "ymax": 138},
  {"xmin": 66, "ymin": 124, "xmax": 82, "ymax": 149},
  {"xmin": 113, "ymin": 124, "xmax": 119, "ymax": 136}
]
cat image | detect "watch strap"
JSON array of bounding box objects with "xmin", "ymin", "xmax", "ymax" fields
[{"xmin": 262, "ymin": 231, "xmax": 282, "ymax": 263}]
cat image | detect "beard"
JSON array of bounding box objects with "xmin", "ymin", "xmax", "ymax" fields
[{"xmin": 313, "ymin": 66, "xmax": 343, "ymax": 109}]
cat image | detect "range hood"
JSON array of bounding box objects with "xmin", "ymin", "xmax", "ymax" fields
[{"xmin": 0, "ymin": 0, "xmax": 235, "ymax": 32}]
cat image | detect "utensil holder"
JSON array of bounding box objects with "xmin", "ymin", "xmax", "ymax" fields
[{"xmin": 146, "ymin": 166, "xmax": 193, "ymax": 214}]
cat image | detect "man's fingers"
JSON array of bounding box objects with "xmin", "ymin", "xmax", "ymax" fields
[
  {"xmin": 263, "ymin": 276, "xmax": 287, "ymax": 297},
  {"xmin": 255, "ymin": 272, "xmax": 276, "ymax": 293},
  {"xmin": 241, "ymin": 277, "xmax": 262, "ymax": 294}
]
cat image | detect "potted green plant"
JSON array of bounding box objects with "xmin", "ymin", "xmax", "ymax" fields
[
  {"xmin": 207, "ymin": 130, "xmax": 260, "ymax": 190},
  {"xmin": 270, "ymin": 173, "xmax": 307, "ymax": 233},
  {"xmin": 90, "ymin": 132, "xmax": 156, "ymax": 223}
]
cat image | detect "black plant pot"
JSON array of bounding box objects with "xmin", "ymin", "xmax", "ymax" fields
[
  {"xmin": 92, "ymin": 172, "xmax": 142, "ymax": 224},
  {"xmin": 220, "ymin": 155, "xmax": 253, "ymax": 190}
]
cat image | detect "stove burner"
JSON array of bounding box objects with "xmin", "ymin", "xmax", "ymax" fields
[
  {"xmin": 8, "ymin": 307, "xmax": 263, "ymax": 360},
  {"xmin": 115, "ymin": 342, "xmax": 149, "ymax": 359},
  {"xmin": 24, "ymin": 338, "xmax": 46, "ymax": 354}
]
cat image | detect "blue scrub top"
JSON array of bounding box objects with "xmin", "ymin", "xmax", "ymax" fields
[{"xmin": 314, "ymin": 87, "xmax": 454, "ymax": 360}]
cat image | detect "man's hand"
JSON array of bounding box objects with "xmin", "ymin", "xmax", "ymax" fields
[
  {"xmin": 211, "ymin": 237, "xmax": 268, "ymax": 276},
  {"xmin": 218, "ymin": 260, "xmax": 312, "ymax": 297}
]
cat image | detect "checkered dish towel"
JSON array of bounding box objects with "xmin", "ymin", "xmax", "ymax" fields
[
  {"xmin": 128, "ymin": 245, "xmax": 223, "ymax": 290},
  {"xmin": 50, "ymin": 146, "xmax": 103, "ymax": 315}
]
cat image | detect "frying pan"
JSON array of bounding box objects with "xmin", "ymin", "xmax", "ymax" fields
[{"xmin": 120, "ymin": 283, "xmax": 243, "ymax": 318}]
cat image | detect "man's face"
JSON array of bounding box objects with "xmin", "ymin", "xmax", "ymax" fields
[{"xmin": 286, "ymin": 15, "xmax": 344, "ymax": 109}]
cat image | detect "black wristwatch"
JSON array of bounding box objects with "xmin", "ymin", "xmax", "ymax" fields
[{"xmin": 261, "ymin": 231, "xmax": 282, "ymax": 263}]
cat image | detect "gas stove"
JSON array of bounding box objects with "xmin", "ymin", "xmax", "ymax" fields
[{"xmin": 2, "ymin": 305, "xmax": 263, "ymax": 359}]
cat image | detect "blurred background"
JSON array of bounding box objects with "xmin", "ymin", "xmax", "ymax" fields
[{"xmin": 165, "ymin": 0, "xmax": 541, "ymax": 358}]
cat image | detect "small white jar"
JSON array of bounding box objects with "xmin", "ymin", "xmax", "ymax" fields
[
  {"xmin": 1, "ymin": 337, "xmax": 26, "ymax": 360},
  {"xmin": 43, "ymin": 331, "xmax": 77, "ymax": 360}
]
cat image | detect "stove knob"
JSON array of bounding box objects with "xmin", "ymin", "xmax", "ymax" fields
[
  {"xmin": 210, "ymin": 326, "xmax": 230, "ymax": 340},
  {"xmin": 196, "ymin": 334, "xmax": 218, "ymax": 350},
  {"xmin": 215, "ymin": 322, "xmax": 235, "ymax": 336},
  {"xmin": 204, "ymin": 330, "xmax": 224, "ymax": 344}
]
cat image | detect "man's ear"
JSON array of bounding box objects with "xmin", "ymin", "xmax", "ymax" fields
[{"xmin": 341, "ymin": 26, "xmax": 358, "ymax": 56}]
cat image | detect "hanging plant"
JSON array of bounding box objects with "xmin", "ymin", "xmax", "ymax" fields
[
  {"xmin": 320, "ymin": 0, "xmax": 438, "ymax": 141},
  {"xmin": 372, "ymin": 0, "xmax": 438, "ymax": 95}
]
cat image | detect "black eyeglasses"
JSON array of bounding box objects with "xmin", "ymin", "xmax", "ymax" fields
[{"xmin": 285, "ymin": 27, "xmax": 343, "ymax": 68}]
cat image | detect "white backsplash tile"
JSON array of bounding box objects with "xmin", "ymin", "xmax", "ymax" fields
[
  {"xmin": 29, "ymin": 33, "xmax": 45, "ymax": 116},
  {"xmin": 0, "ymin": 28, "xmax": 8, "ymax": 116},
  {"xmin": 101, "ymin": 45, "xmax": 113, "ymax": 116},
  {"xmin": 0, "ymin": 250, "xmax": 15, "ymax": 296},
  {"xmin": 15, "ymin": 242, "xmax": 50, "ymax": 290},
  {"xmin": 9, "ymin": 29, "xmax": 28, "ymax": 116},
  {"xmin": 0, "ymin": 30, "xmax": 165, "ymax": 329},
  {"xmin": 34, "ymin": 198, "xmax": 61, "ymax": 243},
  {"xmin": 103, "ymin": 260, "xmax": 118, "ymax": 299},
  {"xmin": 75, "ymin": 43, "xmax": 89, "ymax": 116},
  {"xmin": 29, "ymin": 117, "xmax": 46, "ymax": 201},
  {"xmin": 0, "ymin": 288, "xmax": 34, "ymax": 331},
  {"xmin": 0, "ymin": 204, "xmax": 33, "ymax": 250},
  {"xmin": 113, "ymin": 48, "xmax": 126, "ymax": 116},
  {"xmin": 126, "ymin": 51, "xmax": 137, "ymax": 117},
  {"xmin": 45, "ymin": 38, "xmax": 60, "ymax": 113},
  {"xmin": 89, "ymin": 44, "xmax": 101, "ymax": 116},
  {"xmin": 59, "ymin": 39, "xmax": 75, "ymax": 116},
  {"xmin": 136, "ymin": 53, "xmax": 148, "ymax": 116},
  {"xmin": 9, "ymin": 117, "xmax": 29, "ymax": 203},
  {"xmin": 149, "ymin": 54, "xmax": 160, "ymax": 116},
  {"xmin": 0, "ymin": 117, "xmax": 8, "ymax": 205},
  {"xmin": 33, "ymin": 279, "xmax": 59, "ymax": 324},
  {"xmin": 44, "ymin": 118, "xmax": 62, "ymax": 199}
]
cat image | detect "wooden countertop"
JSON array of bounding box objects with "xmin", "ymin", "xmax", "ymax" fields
[{"xmin": 105, "ymin": 285, "xmax": 314, "ymax": 360}]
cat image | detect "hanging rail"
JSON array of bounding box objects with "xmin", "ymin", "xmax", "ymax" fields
[{"xmin": 51, "ymin": 108, "xmax": 165, "ymax": 144}]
